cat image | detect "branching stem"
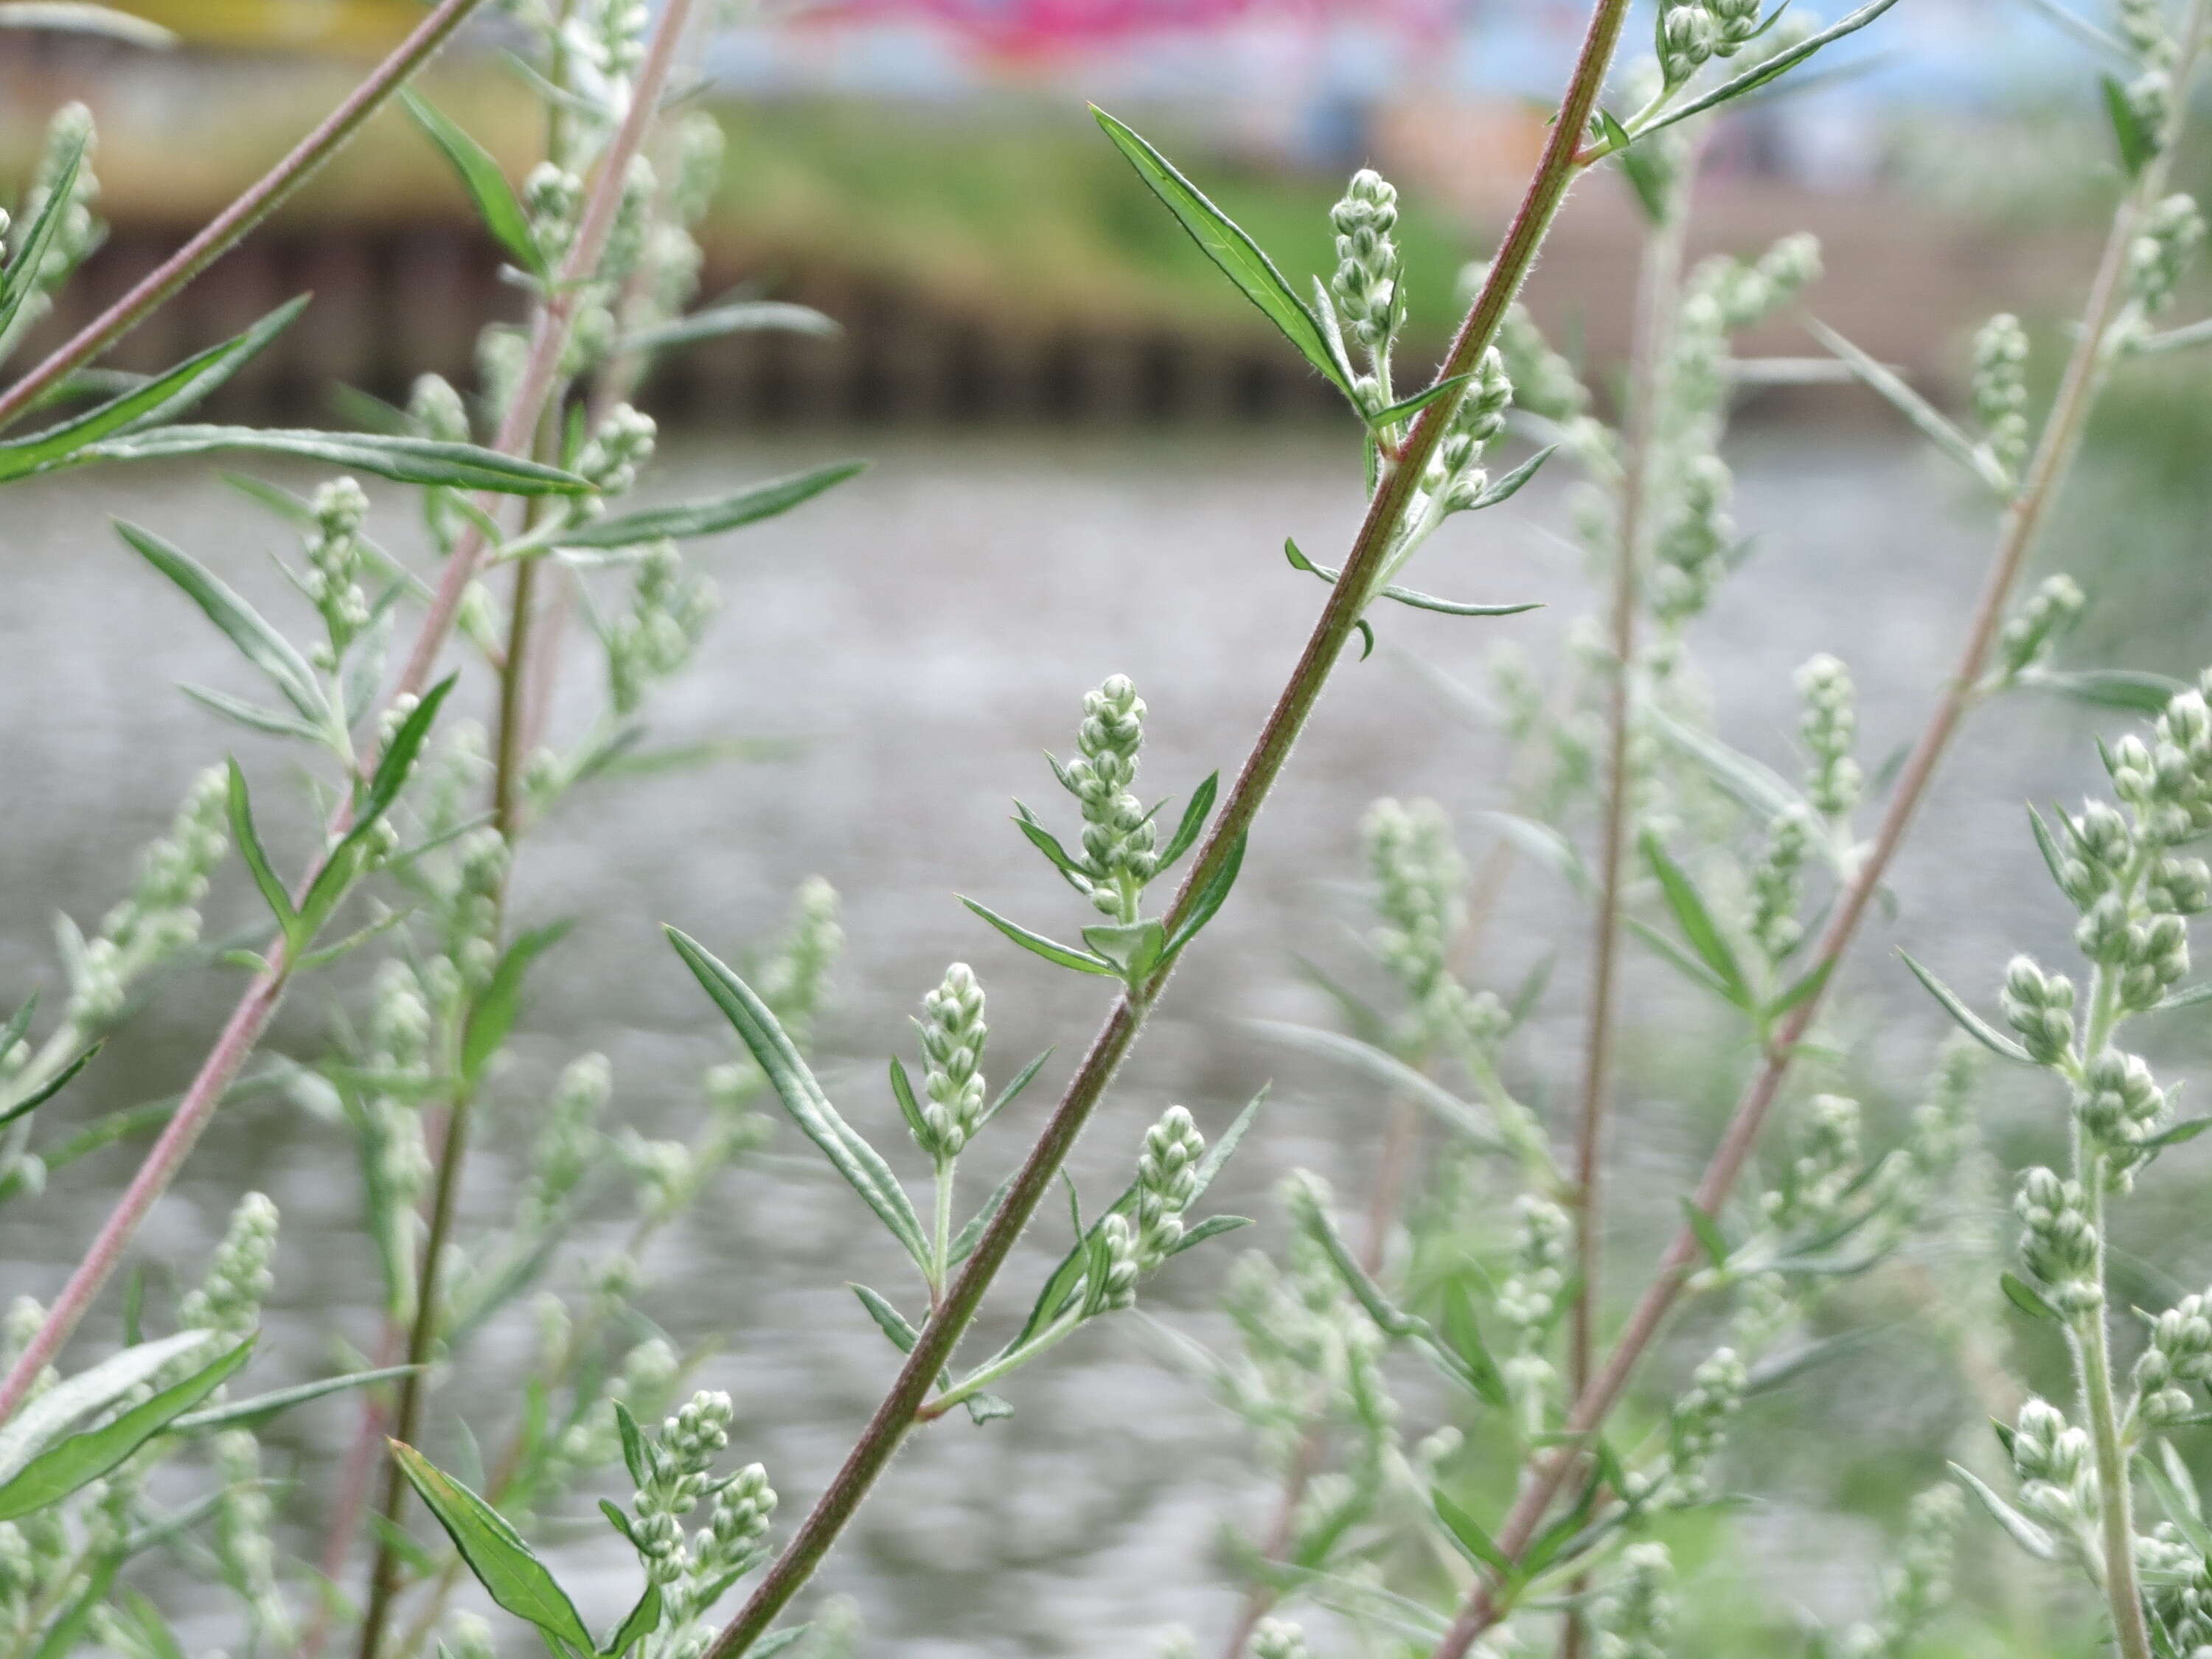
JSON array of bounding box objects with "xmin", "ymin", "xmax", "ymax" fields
[{"xmin": 699, "ymin": 4, "xmax": 1635, "ymax": 1652}]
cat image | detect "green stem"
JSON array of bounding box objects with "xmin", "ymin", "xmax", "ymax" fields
[
  {"xmin": 932, "ymin": 1155, "xmax": 956, "ymax": 1304},
  {"xmin": 2077, "ymin": 1171, "xmax": 2152, "ymax": 1659},
  {"xmin": 699, "ymin": 5, "xmax": 1635, "ymax": 1653}
]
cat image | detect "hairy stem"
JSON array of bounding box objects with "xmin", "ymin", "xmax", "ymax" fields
[
  {"xmin": 1427, "ymin": 11, "xmax": 2209, "ymax": 1649},
  {"xmin": 0, "ymin": 0, "xmax": 491, "ymax": 431},
  {"xmin": 2079, "ymin": 1175, "xmax": 2152, "ymax": 1659},
  {"xmin": 0, "ymin": 0, "xmax": 695, "ymax": 1437},
  {"xmin": 701, "ymin": 7, "xmax": 1634, "ymax": 1652}
]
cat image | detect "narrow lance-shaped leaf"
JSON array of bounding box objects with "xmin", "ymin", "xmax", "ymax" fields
[
  {"xmin": 117, "ymin": 520, "xmax": 328, "ymax": 723},
  {"xmin": 1247, "ymin": 1019, "xmax": 1503, "ymax": 1151},
  {"xmin": 169, "ymin": 1363, "xmax": 420, "ymax": 1433},
  {"xmin": 1282, "ymin": 537, "xmax": 1541, "ymax": 619},
  {"xmin": 1092, "ymin": 108, "xmax": 1352, "ymax": 399},
  {"xmin": 460, "ymin": 922, "xmax": 575, "ymax": 1090},
  {"xmin": 1807, "ymin": 319, "xmax": 2011, "ymax": 495},
  {"xmin": 296, "ymin": 675, "xmax": 460, "ymax": 939},
  {"xmin": 403, "ymin": 91, "xmax": 543, "ymax": 276},
  {"xmin": 1635, "ymin": 0, "xmax": 1905, "ymax": 138},
  {"xmin": 226, "ymin": 759, "xmax": 299, "ymax": 945},
  {"xmin": 0, "ymin": 1339, "xmax": 254, "ymax": 1522},
  {"xmin": 558, "ymin": 459, "xmax": 866, "ymax": 549},
  {"xmin": 667, "ymin": 930, "xmax": 931, "ymax": 1268},
  {"xmin": 83, "ymin": 428, "xmax": 591, "ymax": 494},
  {"xmin": 959, "ymin": 897, "xmax": 1116, "ymax": 978},
  {"xmin": 389, "ymin": 1441, "xmax": 597, "ymax": 1657},
  {"xmin": 621, "ymin": 300, "xmax": 840, "ymax": 354},
  {"xmin": 1639, "ymin": 831, "xmax": 1753, "ymax": 1010},
  {"xmin": 0, "ymin": 1331, "xmax": 215, "ymax": 1485},
  {"xmin": 0, "ymin": 296, "xmax": 311, "ymax": 481},
  {"xmin": 1467, "ymin": 443, "xmax": 1559, "ymax": 511},
  {"xmin": 1156, "ymin": 771, "xmax": 1218, "ymax": 872},
  {"xmin": 1898, "ymin": 950, "xmax": 2034, "ymax": 1063},
  {"xmin": 0, "ymin": 131, "xmax": 85, "ymax": 353},
  {"xmin": 0, "ymin": 1043, "xmax": 100, "ymax": 1130},
  {"xmin": 1161, "ymin": 830, "xmax": 1246, "ymax": 961}
]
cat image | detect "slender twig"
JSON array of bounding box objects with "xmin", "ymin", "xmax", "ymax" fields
[
  {"xmin": 700, "ymin": 7, "xmax": 1634, "ymax": 1653},
  {"xmin": 1555, "ymin": 177, "xmax": 1688, "ymax": 1659},
  {"xmin": 0, "ymin": 0, "xmax": 492, "ymax": 431},
  {"xmin": 0, "ymin": 0, "xmax": 696, "ymax": 1438},
  {"xmin": 1425, "ymin": 8, "xmax": 2209, "ymax": 1648}
]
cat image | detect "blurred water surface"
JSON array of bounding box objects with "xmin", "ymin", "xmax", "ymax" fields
[{"xmin": 0, "ymin": 424, "xmax": 2140, "ymax": 1654}]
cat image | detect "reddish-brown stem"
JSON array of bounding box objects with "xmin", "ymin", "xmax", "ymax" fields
[
  {"xmin": 703, "ymin": 7, "xmax": 1632, "ymax": 1653},
  {"xmin": 1426, "ymin": 27, "xmax": 2197, "ymax": 1647},
  {"xmin": 0, "ymin": 0, "xmax": 492, "ymax": 431}
]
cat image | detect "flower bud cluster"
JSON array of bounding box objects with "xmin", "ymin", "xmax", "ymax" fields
[
  {"xmin": 1833, "ymin": 1485, "xmax": 1963, "ymax": 1659},
  {"xmin": 2076, "ymin": 1046, "xmax": 2170, "ymax": 1175},
  {"xmin": 1253, "ymin": 1618, "xmax": 1310, "ymax": 1659},
  {"xmin": 576, "ymin": 404, "xmax": 657, "ymax": 501},
  {"xmin": 1592, "ymin": 1540, "xmax": 1674, "ymax": 1659},
  {"xmin": 1423, "ymin": 348, "xmax": 1517, "ymax": 514},
  {"xmin": 2117, "ymin": 0, "xmax": 2177, "ymax": 65},
  {"xmin": 546, "ymin": 1336, "xmax": 678, "ymax": 1488},
  {"xmin": 2133, "ymin": 1288, "xmax": 2212, "ymax": 1426},
  {"xmin": 1749, "ymin": 804, "xmax": 1812, "ymax": 962},
  {"xmin": 66, "ymin": 768, "xmax": 229, "ymax": 1032},
  {"xmin": 523, "ymin": 161, "xmax": 583, "ymax": 271},
  {"xmin": 1995, "ymin": 573, "xmax": 2084, "ymax": 680},
  {"xmin": 438, "ymin": 829, "xmax": 509, "ymax": 1001},
  {"xmin": 1659, "ymin": 2, "xmax": 1721, "ymax": 81},
  {"xmin": 2000, "ymin": 955, "xmax": 2077, "ymax": 1063},
  {"xmin": 912, "ymin": 963, "xmax": 987, "ymax": 1158},
  {"xmin": 1060, "ymin": 675, "xmax": 1158, "ymax": 917},
  {"xmin": 1133, "ymin": 1105, "xmax": 1206, "ymax": 1269},
  {"xmin": 2108, "ymin": 681, "xmax": 2212, "ymax": 846},
  {"xmin": 213, "ymin": 1430, "xmax": 293, "ymax": 1649},
  {"xmin": 2142, "ymin": 1526, "xmax": 2212, "ymax": 1652},
  {"xmin": 1761, "ymin": 1093, "xmax": 1863, "ymax": 1235},
  {"xmin": 1649, "ymin": 453, "xmax": 1733, "ymax": 625},
  {"xmin": 1972, "ymin": 313, "xmax": 2031, "ymax": 479},
  {"xmin": 2129, "ymin": 194, "xmax": 2205, "ymax": 317},
  {"xmin": 1329, "ymin": 169, "xmax": 1400, "ymax": 354},
  {"xmin": 664, "ymin": 1461, "xmax": 777, "ymax": 1627},
  {"xmin": 608, "ymin": 541, "xmax": 717, "ymax": 717},
  {"xmin": 629, "ymin": 1391, "xmax": 735, "ymax": 1585},
  {"xmin": 2011, "ymin": 1395, "xmax": 2097, "ymax": 1525},
  {"xmin": 2014, "ymin": 1167, "xmax": 2101, "ymax": 1312},
  {"xmin": 524, "ymin": 1053, "xmax": 611, "ymax": 1228},
  {"xmin": 1363, "ymin": 797, "xmax": 1466, "ymax": 1027},
  {"xmin": 599, "ymin": 155, "xmax": 658, "ymax": 286},
  {"xmin": 1091, "ymin": 1213, "xmax": 1142, "ymax": 1313},
  {"xmin": 1624, "ymin": 1346, "xmax": 1745, "ymax": 1508},
  {"xmin": 295, "ymin": 476, "xmax": 372, "ymax": 667},
  {"xmin": 178, "ymin": 1192, "xmax": 279, "ymax": 1341},
  {"xmin": 1795, "ymin": 653, "xmax": 1862, "ymax": 821},
  {"xmin": 1499, "ymin": 1195, "xmax": 1570, "ymax": 1428}
]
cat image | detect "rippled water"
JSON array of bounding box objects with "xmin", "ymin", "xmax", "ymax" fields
[{"xmin": 0, "ymin": 424, "xmax": 2138, "ymax": 1654}]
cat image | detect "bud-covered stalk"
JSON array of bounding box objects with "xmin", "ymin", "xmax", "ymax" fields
[
  {"xmin": 1058, "ymin": 675, "xmax": 1157, "ymax": 919},
  {"xmin": 1329, "ymin": 169, "xmax": 1401, "ymax": 365}
]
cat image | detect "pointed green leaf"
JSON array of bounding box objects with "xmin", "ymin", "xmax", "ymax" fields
[
  {"xmin": 1092, "ymin": 108, "xmax": 1351, "ymax": 397},
  {"xmin": 621, "ymin": 300, "xmax": 839, "ymax": 354},
  {"xmin": 1162, "ymin": 1214, "xmax": 1253, "ymax": 1256},
  {"xmin": 1189, "ymin": 1085, "xmax": 1268, "ymax": 1203},
  {"xmin": 226, "ymin": 760, "xmax": 298, "ymax": 942},
  {"xmin": 1898, "ymin": 951, "xmax": 2034, "ymax": 1063},
  {"xmin": 959, "ymin": 897, "xmax": 1116, "ymax": 977},
  {"xmin": 169, "ymin": 1363, "xmax": 419, "ymax": 1433},
  {"xmin": 667, "ymin": 929, "xmax": 930, "ymax": 1268},
  {"xmin": 1680, "ymin": 1198, "xmax": 1732, "ymax": 1270},
  {"xmin": 1767, "ymin": 956, "xmax": 1834, "ymax": 1020},
  {"xmin": 1640, "ymin": 831, "xmax": 1750, "ymax": 1009},
  {"xmin": 86, "ymin": 428, "xmax": 590, "ymax": 493},
  {"xmin": 947, "ymin": 1169, "xmax": 1019, "ymax": 1268},
  {"xmin": 2141, "ymin": 1116, "xmax": 2212, "ymax": 1150},
  {"xmin": 0, "ymin": 1331, "xmax": 215, "ymax": 1485},
  {"xmin": 390, "ymin": 1441, "xmax": 596, "ymax": 1655},
  {"xmin": 0, "ymin": 297, "xmax": 310, "ymax": 481},
  {"xmin": 1808, "ymin": 319, "xmax": 2011, "ymax": 494},
  {"xmin": 886, "ymin": 1055, "xmax": 931, "ymax": 1144},
  {"xmin": 2101, "ymin": 72, "xmax": 2153, "ymax": 175},
  {"xmin": 460, "ymin": 921, "xmax": 575, "ymax": 1091},
  {"xmin": 849, "ymin": 1284, "xmax": 923, "ymax": 1353},
  {"xmin": 1638, "ymin": 0, "xmax": 1905, "ymax": 138},
  {"xmin": 558, "ymin": 460, "xmax": 866, "ymax": 549},
  {"xmin": 403, "ymin": 91, "xmax": 543, "ymax": 276},
  {"xmin": 181, "ymin": 684, "xmax": 329, "ymax": 743},
  {"xmin": 1009, "ymin": 805, "xmax": 1085, "ymax": 880},
  {"xmin": 601, "ymin": 1582, "xmax": 664, "ymax": 1659},
  {"xmin": 976, "ymin": 1046, "xmax": 1053, "ymax": 1130},
  {"xmin": 1081, "ymin": 918, "xmax": 1167, "ymax": 983},
  {"xmin": 1156, "ymin": 771, "xmax": 1218, "ymax": 872},
  {"xmin": 1281, "ymin": 537, "xmax": 1537, "ymax": 618},
  {"xmin": 0, "ymin": 1042, "xmax": 100, "ymax": 1130},
  {"xmin": 2000, "ymin": 1271, "xmax": 2060, "ymax": 1321},
  {"xmin": 1369, "ymin": 372, "xmax": 1475, "ymax": 432},
  {"xmin": 0, "ymin": 132, "xmax": 85, "ymax": 353},
  {"xmin": 1950, "ymin": 1461, "xmax": 2056, "ymax": 1559},
  {"xmin": 2017, "ymin": 666, "xmax": 2188, "ymax": 715},
  {"xmin": 1245, "ymin": 1020, "xmax": 1502, "ymax": 1151},
  {"xmin": 1467, "ymin": 444, "xmax": 1559, "ymax": 510},
  {"xmin": 118, "ymin": 520, "xmax": 327, "ymax": 721},
  {"xmin": 1431, "ymin": 1486, "xmax": 1515, "ymax": 1579},
  {"xmin": 299, "ymin": 675, "xmax": 459, "ymax": 936},
  {"xmin": 1162, "ymin": 831, "xmax": 1245, "ymax": 961},
  {"xmin": 0, "ymin": 1338, "xmax": 252, "ymax": 1520}
]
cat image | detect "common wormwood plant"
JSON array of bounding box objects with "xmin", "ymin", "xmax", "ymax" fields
[{"xmin": 0, "ymin": 0, "xmax": 2207, "ymax": 1656}]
